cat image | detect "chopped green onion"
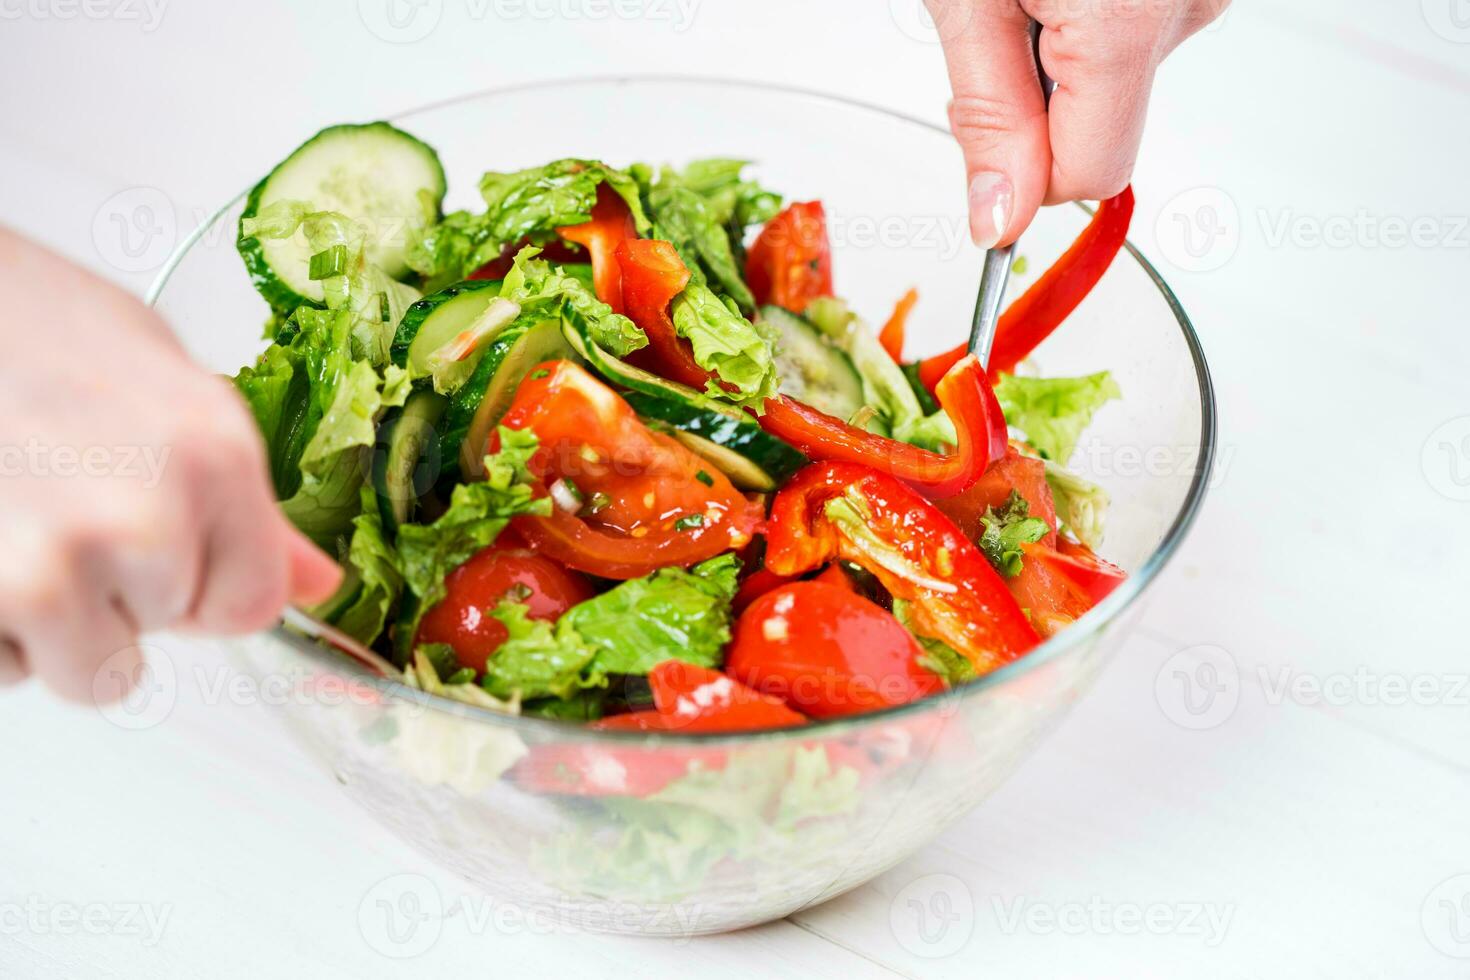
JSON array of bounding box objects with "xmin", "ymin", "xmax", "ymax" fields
[
  {"xmin": 674, "ymin": 513, "xmax": 705, "ymax": 532},
  {"xmin": 530, "ymin": 369, "xmax": 551, "ymax": 380},
  {"xmin": 695, "ymin": 470, "xmax": 714, "ymax": 486},
  {"xmin": 307, "ymin": 244, "xmax": 348, "ymax": 281},
  {"xmin": 587, "ymin": 492, "xmax": 611, "ymax": 514},
  {"xmin": 445, "ymin": 667, "xmax": 477, "ymax": 686}
]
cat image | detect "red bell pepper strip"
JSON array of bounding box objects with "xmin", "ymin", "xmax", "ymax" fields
[
  {"xmin": 765, "ymin": 461, "xmax": 1040, "ymax": 674},
  {"xmin": 494, "ymin": 360, "xmax": 763, "ymax": 580},
  {"xmin": 878, "ymin": 287, "xmax": 918, "ymax": 362},
  {"xmin": 756, "ymin": 354, "xmax": 1007, "ymax": 499},
  {"xmin": 917, "ymin": 186, "xmax": 1135, "ymax": 389},
  {"xmin": 556, "ymin": 183, "xmax": 638, "ymax": 313},
  {"xmin": 614, "ymin": 238, "xmax": 710, "ymax": 387},
  {"xmin": 745, "ymin": 201, "xmax": 834, "ymax": 311},
  {"xmin": 1052, "ymin": 538, "xmax": 1127, "ymax": 604}
]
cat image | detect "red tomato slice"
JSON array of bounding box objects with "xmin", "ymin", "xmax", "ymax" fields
[
  {"xmin": 415, "ymin": 542, "xmax": 595, "ymax": 674},
  {"xmin": 497, "ymin": 360, "xmax": 763, "ymax": 579},
  {"xmin": 727, "ymin": 582, "xmax": 945, "ymax": 718},
  {"xmin": 1049, "ymin": 539, "xmax": 1127, "ymax": 605},
  {"xmin": 935, "ymin": 446, "xmax": 1058, "ymax": 547},
  {"xmin": 556, "ymin": 183, "xmax": 637, "ymax": 313},
  {"xmin": 745, "ymin": 201, "xmax": 834, "ymax": 312},
  {"xmin": 1006, "ymin": 541, "xmax": 1094, "ymax": 638}
]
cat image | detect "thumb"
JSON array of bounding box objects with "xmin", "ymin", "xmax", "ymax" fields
[
  {"xmin": 285, "ymin": 526, "xmax": 344, "ymax": 607},
  {"xmin": 930, "ymin": 0, "xmax": 1052, "ymax": 248}
]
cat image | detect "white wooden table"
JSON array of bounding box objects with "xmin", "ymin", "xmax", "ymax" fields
[{"xmin": 3, "ymin": 1, "xmax": 1468, "ymax": 975}]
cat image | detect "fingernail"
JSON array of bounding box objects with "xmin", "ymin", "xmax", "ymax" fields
[{"xmin": 968, "ymin": 172, "xmax": 1013, "ymax": 249}]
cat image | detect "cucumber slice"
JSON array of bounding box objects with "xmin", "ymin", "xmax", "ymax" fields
[
  {"xmin": 373, "ymin": 389, "xmax": 448, "ymax": 531},
  {"xmin": 624, "ymin": 391, "xmax": 806, "ymax": 492},
  {"xmin": 760, "ymin": 305, "xmax": 866, "ymax": 421},
  {"xmin": 562, "ymin": 321, "xmax": 806, "ymax": 490},
  {"xmin": 239, "ymin": 122, "xmax": 447, "ymax": 311},
  {"xmin": 441, "ymin": 317, "xmax": 578, "ymax": 480},
  {"xmin": 391, "ymin": 279, "xmax": 502, "ymax": 369}
]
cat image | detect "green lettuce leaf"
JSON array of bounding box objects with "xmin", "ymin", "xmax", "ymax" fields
[
  {"xmin": 498, "ymin": 245, "xmax": 646, "ymax": 357},
  {"xmin": 994, "ymin": 371, "xmax": 1121, "ymax": 464},
  {"xmin": 478, "ymin": 603, "xmax": 605, "ymax": 702},
  {"xmin": 320, "ymin": 486, "xmax": 403, "ymax": 645},
  {"xmin": 975, "ymin": 490, "xmax": 1050, "ymax": 578},
  {"xmin": 648, "ymin": 173, "xmax": 755, "ymax": 311},
  {"xmin": 893, "ymin": 599, "xmax": 976, "ymax": 687},
  {"xmin": 565, "ymin": 554, "xmax": 741, "ymax": 676},
  {"xmin": 534, "ymin": 745, "xmax": 860, "ymax": 902},
  {"xmin": 673, "ymin": 158, "xmax": 782, "ymax": 230},
  {"xmin": 1044, "ymin": 460, "xmax": 1110, "ymax": 550},
  {"xmin": 233, "ymin": 340, "xmax": 313, "ymax": 498},
  {"xmin": 406, "ymin": 161, "xmax": 650, "ymax": 289},
  {"xmin": 394, "ymin": 426, "xmax": 551, "ymax": 634},
  {"xmin": 671, "ymin": 283, "xmax": 778, "ymax": 411}
]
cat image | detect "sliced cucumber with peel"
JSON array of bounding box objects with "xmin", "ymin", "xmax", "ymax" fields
[
  {"xmin": 441, "ymin": 317, "xmax": 578, "ymax": 480},
  {"xmin": 373, "ymin": 389, "xmax": 448, "ymax": 532},
  {"xmin": 625, "ymin": 392, "xmax": 806, "ymax": 492},
  {"xmin": 760, "ymin": 305, "xmax": 866, "ymax": 421},
  {"xmin": 560, "ymin": 321, "xmax": 806, "ymax": 490},
  {"xmin": 238, "ymin": 122, "xmax": 446, "ymax": 311}
]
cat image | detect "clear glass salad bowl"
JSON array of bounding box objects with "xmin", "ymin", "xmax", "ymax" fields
[{"xmin": 149, "ymin": 76, "xmax": 1214, "ymax": 936}]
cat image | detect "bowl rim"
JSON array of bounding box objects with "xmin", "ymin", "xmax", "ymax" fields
[{"xmin": 148, "ymin": 73, "xmax": 1217, "ymax": 745}]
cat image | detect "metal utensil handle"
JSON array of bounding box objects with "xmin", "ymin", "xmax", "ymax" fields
[{"xmin": 966, "ymin": 18, "xmax": 1055, "ymax": 366}]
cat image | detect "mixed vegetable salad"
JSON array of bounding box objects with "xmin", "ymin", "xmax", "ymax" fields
[{"xmin": 232, "ymin": 121, "xmax": 1135, "ymax": 734}]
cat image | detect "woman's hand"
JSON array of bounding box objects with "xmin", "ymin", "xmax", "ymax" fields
[
  {"xmin": 0, "ymin": 227, "xmax": 341, "ymax": 703},
  {"xmin": 928, "ymin": 0, "xmax": 1227, "ymax": 246}
]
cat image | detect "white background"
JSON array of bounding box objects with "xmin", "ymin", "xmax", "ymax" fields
[{"xmin": 2, "ymin": 0, "xmax": 1469, "ymax": 976}]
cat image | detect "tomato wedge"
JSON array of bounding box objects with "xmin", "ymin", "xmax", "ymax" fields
[
  {"xmin": 745, "ymin": 201, "xmax": 833, "ymax": 312},
  {"xmin": 556, "ymin": 183, "xmax": 637, "ymax": 313},
  {"xmin": 728, "ymin": 582, "xmax": 944, "ymax": 718},
  {"xmin": 495, "ymin": 360, "xmax": 763, "ymax": 579},
  {"xmin": 643, "ymin": 661, "xmax": 808, "ymax": 732},
  {"xmin": 934, "ymin": 446, "xmax": 1058, "ymax": 548}
]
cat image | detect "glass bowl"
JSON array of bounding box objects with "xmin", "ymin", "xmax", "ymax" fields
[{"xmin": 149, "ymin": 76, "xmax": 1214, "ymax": 936}]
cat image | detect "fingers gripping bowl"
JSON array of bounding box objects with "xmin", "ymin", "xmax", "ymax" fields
[{"xmin": 150, "ymin": 78, "xmax": 1214, "ymax": 935}]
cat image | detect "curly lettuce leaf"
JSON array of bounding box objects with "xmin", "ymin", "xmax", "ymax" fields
[
  {"xmin": 233, "ymin": 340, "xmax": 313, "ymax": 498},
  {"xmin": 975, "ymin": 490, "xmax": 1051, "ymax": 578},
  {"xmin": 477, "ymin": 603, "xmax": 606, "ymax": 702},
  {"xmin": 535, "ymin": 745, "xmax": 860, "ymax": 902},
  {"xmin": 499, "ymin": 245, "xmax": 645, "ymax": 357},
  {"xmin": 1044, "ymin": 459, "xmax": 1110, "ymax": 550},
  {"xmin": 648, "ymin": 175, "xmax": 755, "ymax": 311},
  {"xmin": 394, "ymin": 426, "xmax": 551, "ymax": 630},
  {"xmin": 671, "ymin": 284, "xmax": 778, "ymax": 411},
  {"xmin": 314, "ymin": 486, "xmax": 403, "ymax": 645},
  {"xmin": 994, "ymin": 371, "xmax": 1121, "ymax": 464},
  {"xmin": 565, "ymin": 554, "xmax": 741, "ymax": 676},
  {"xmin": 405, "ymin": 161, "xmax": 649, "ymax": 288},
  {"xmin": 674, "ymin": 158, "xmax": 783, "ymax": 230}
]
